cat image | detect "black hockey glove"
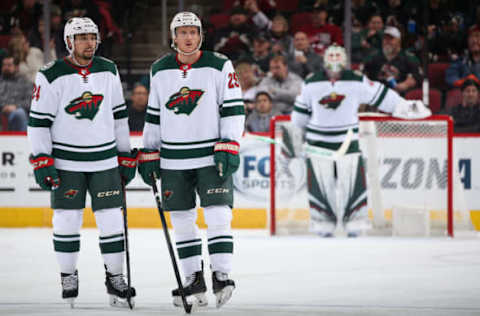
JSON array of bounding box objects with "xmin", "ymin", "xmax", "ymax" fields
[
  {"xmin": 137, "ymin": 148, "xmax": 160, "ymax": 186},
  {"xmin": 118, "ymin": 149, "xmax": 138, "ymax": 185},
  {"xmin": 29, "ymin": 153, "xmax": 60, "ymax": 191},
  {"xmin": 214, "ymin": 139, "xmax": 240, "ymax": 180}
]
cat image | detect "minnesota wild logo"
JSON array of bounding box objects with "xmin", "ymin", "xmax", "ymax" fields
[
  {"xmin": 64, "ymin": 189, "xmax": 79, "ymax": 199},
  {"xmin": 65, "ymin": 91, "xmax": 104, "ymax": 120},
  {"xmin": 319, "ymin": 92, "xmax": 345, "ymax": 110},
  {"xmin": 165, "ymin": 87, "xmax": 204, "ymax": 115}
]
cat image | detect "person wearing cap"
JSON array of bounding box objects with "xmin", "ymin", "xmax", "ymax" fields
[
  {"xmin": 362, "ymin": 26, "xmax": 422, "ymax": 94},
  {"xmin": 446, "ymin": 27, "xmax": 480, "ymax": 88},
  {"xmin": 444, "ymin": 79, "xmax": 480, "ymax": 133},
  {"xmin": 287, "ymin": 31, "xmax": 323, "ymax": 79}
]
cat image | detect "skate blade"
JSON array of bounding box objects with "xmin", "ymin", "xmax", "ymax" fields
[
  {"xmin": 64, "ymin": 298, "xmax": 75, "ymax": 309},
  {"xmin": 215, "ymin": 285, "xmax": 234, "ymax": 308},
  {"xmin": 109, "ymin": 295, "xmax": 135, "ymax": 308},
  {"xmin": 173, "ymin": 292, "xmax": 207, "ymax": 308}
]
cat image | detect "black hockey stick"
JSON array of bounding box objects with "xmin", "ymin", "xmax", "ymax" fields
[
  {"xmin": 150, "ymin": 173, "xmax": 193, "ymax": 314},
  {"xmin": 121, "ymin": 179, "xmax": 134, "ymax": 309}
]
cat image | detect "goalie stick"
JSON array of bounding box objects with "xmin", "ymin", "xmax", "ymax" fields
[
  {"xmin": 150, "ymin": 174, "xmax": 194, "ymax": 314},
  {"xmin": 121, "ymin": 180, "xmax": 134, "ymax": 309}
]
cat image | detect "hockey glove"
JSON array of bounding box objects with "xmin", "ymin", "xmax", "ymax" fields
[
  {"xmin": 214, "ymin": 139, "xmax": 240, "ymax": 180},
  {"xmin": 138, "ymin": 148, "xmax": 160, "ymax": 186},
  {"xmin": 29, "ymin": 154, "xmax": 60, "ymax": 191},
  {"xmin": 118, "ymin": 149, "xmax": 138, "ymax": 185}
]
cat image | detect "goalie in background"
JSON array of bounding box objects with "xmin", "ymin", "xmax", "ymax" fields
[{"xmin": 291, "ymin": 44, "xmax": 431, "ymax": 237}]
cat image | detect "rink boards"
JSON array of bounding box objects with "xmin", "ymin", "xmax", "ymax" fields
[{"xmin": 0, "ymin": 133, "xmax": 480, "ymax": 230}]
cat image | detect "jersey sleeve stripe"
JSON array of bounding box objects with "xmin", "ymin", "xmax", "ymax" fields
[
  {"xmin": 112, "ymin": 103, "xmax": 126, "ymax": 111},
  {"xmin": 145, "ymin": 113, "xmax": 160, "ymax": 124},
  {"xmin": 28, "ymin": 117, "xmax": 53, "ymax": 128},
  {"xmin": 147, "ymin": 106, "xmax": 160, "ymax": 113},
  {"xmin": 30, "ymin": 110, "xmax": 56, "ymax": 119},
  {"xmin": 306, "ymin": 127, "xmax": 359, "ymax": 136},
  {"xmin": 113, "ymin": 109, "xmax": 128, "ymax": 119},
  {"xmin": 293, "ymin": 105, "xmax": 310, "ymax": 115},
  {"xmin": 160, "ymin": 146, "xmax": 214, "ymax": 159},
  {"xmin": 371, "ymin": 86, "xmax": 388, "ymax": 107},
  {"xmin": 52, "ymin": 146, "xmax": 117, "ymax": 161},
  {"xmin": 223, "ymin": 98, "xmax": 244, "ymax": 104},
  {"xmin": 220, "ymin": 105, "xmax": 245, "ymax": 117},
  {"xmin": 367, "ymin": 84, "xmax": 383, "ymax": 105}
]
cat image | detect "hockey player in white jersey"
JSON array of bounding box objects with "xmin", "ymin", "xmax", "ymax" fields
[
  {"xmin": 137, "ymin": 12, "xmax": 245, "ymax": 308},
  {"xmin": 291, "ymin": 44, "xmax": 431, "ymax": 237},
  {"xmin": 27, "ymin": 17, "xmax": 136, "ymax": 307}
]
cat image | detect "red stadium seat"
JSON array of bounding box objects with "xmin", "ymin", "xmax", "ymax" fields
[
  {"xmin": 290, "ymin": 12, "xmax": 312, "ymax": 34},
  {"xmin": 405, "ymin": 88, "xmax": 443, "ymax": 114},
  {"xmin": 428, "ymin": 63, "xmax": 449, "ymax": 91},
  {"xmin": 209, "ymin": 13, "xmax": 230, "ymax": 29},
  {"xmin": 0, "ymin": 34, "xmax": 11, "ymax": 49},
  {"xmin": 276, "ymin": 0, "xmax": 299, "ymax": 12},
  {"xmin": 445, "ymin": 89, "xmax": 462, "ymax": 108}
]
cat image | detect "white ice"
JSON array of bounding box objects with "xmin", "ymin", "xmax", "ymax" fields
[{"xmin": 1, "ymin": 228, "xmax": 480, "ymax": 316}]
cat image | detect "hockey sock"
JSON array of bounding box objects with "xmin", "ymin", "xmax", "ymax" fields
[
  {"xmin": 170, "ymin": 209, "xmax": 202, "ymax": 276},
  {"xmin": 95, "ymin": 208, "xmax": 125, "ymax": 275},
  {"xmin": 204, "ymin": 206, "xmax": 233, "ymax": 273},
  {"xmin": 52, "ymin": 209, "xmax": 84, "ymax": 274}
]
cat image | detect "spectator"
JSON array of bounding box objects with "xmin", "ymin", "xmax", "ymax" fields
[
  {"xmin": 0, "ymin": 55, "xmax": 31, "ymax": 131},
  {"xmin": 446, "ymin": 79, "xmax": 480, "ymax": 133},
  {"xmin": 269, "ymin": 15, "xmax": 294, "ymax": 56},
  {"xmin": 235, "ymin": 60, "xmax": 259, "ymax": 117},
  {"xmin": 127, "ymin": 83, "xmax": 148, "ymax": 132},
  {"xmin": 212, "ymin": 6, "xmax": 255, "ymax": 60},
  {"xmin": 357, "ymin": 13, "xmax": 384, "ymax": 60},
  {"xmin": 257, "ymin": 55, "xmax": 302, "ymax": 114},
  {"xmin": 363, "ymin": 26, "xmax": 422, "ymax": 94},
  {"xmin": 245, "ymin": 91, "xmax": 280, "ymax": 132},
  {"xmin": 27, "ymin": 19, "xmax": 57, "ymax": 62},
  {"xmin": 242, "ymin": 31, "xmax": 272, "ymax": 74},
  {"xmin": 287, "ymin": 31, "xmax": 323, "ymax": 79},
  {"xmin": 28, "ymin": 5, "xmax": 67, "ymax": 59},
  {"xmin": 446, "ymin": 28, "xmax": 480, "ymax": 88},
  {"xmin": 298, "ymin": 4, "xmax": 343, "ymax": 56},
  {"xmin": 10, "ymin": 0, "xmax": 42, "ymax": 34},
  {"xmin": 8, "ymin": 34, "xmax": 44, "ymax": 83}
]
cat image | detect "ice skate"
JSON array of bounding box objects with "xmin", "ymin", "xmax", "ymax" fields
[
  {"xmin": 105, "ymin": 271, "xmax": 136, "ymax": 308},
  {"xmin": 212, "ymin": 271, "xmax": 235, "ymax": 308},
  {"xmin": 61, "ymin": 270, "xmax": 78, "ymax": 308},
  {"xmin": 172, "ymin": 270, "xmax": 208, "ymax": 308}
]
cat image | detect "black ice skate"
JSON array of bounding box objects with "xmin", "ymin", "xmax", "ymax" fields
[
  {"xmin": 61, "ymin": 270, "xmax": 78, "ymax": 308},
  {"xmin": 172, "ymin": 270, "xmax": 208, "ymax": 308},
  {"xmin": 105, "ymin": 271, "xmax": 136, "ymax": 308},
  {"xmin": 212, "ymin": 271, "xmax": 235, "ymax": 308}
]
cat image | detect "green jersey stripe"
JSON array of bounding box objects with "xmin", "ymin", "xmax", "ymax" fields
[
  {"xmin": 114, "ymin": 109, "xmax": 128, "ymax": 119},
  {"xmin": 208, "ymin": 235, "xmax": 233, "ymax": 242},
  {"xmin": 220, "ymin": 105, "xmax": 245, "ymax": 117},
  {"xmin": 28, "ymin": 117, "xmax": 53, "ymax": 128},
  {"xmin": 147, "ymin": 106, "xmax": 160, "ymax": 113},
  {"xmin": 163, "ymin": 138, "xmax": 219, "ymax": 146},
  {"xmin": 177, "ymin": 244, "xmax": 202, "ymax": 259},
  {"xmin": 372, "ymin": 86, "xmax": 388, "ymax": 107},
  {"xmin": 176, "ymin": 238, "xmax": 202, "ymax": 246},
  {"xmin": 145, "ymin": 113, "xmax": 160, "ymax": 124},
  {"xmin": 52, "ymin": 140, "xmax": 115, "ymax": 149},
  {"xmin": 99, "ymin": 233, "xmax": 124, "ymax": 240},
  {"xmin": 223, "ymin": 99, "xmax": 244, "ymax": 104},
  {"xmin": 112, "ymin": 103, "xmax": 126, "ymax": 111},
  {"xmin": 294, "ymin": 105, "xmax": 310, "ymax": 114},
  {"xmin": 161, "ymin": 146, "xmax": 214, "ymax": 159},
  {"xmin": 30, "ymin": 110, "xmax": 56, "ymax": 119},
  {"xmin": 306, "ymin": 139, "xmax": 360, "ymax": 153},
  {"xmin": 99, "ymin": 240, "xmax": 125, "ymax": 254},
  {"xmin": 306, "ymin": 127, "xmax": 359, "ymax": 136},
  {"xmin": 53, "ymin": 233, "xmax": 80, "ymax": 238},
  {"xmin": 52, "ymin": 146, "xmax": 117, "ymax": 161},
  {"xmin": 208, "ymin": 242, "xmax": 233, "ymax": 254},
  {"xmin": 53, "ymin": 240, "xmax": 80, "ymax": 253}
]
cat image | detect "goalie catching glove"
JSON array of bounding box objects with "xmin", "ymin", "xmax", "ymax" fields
[
  {"xmin": 214, "ymin": 139, "xmax": 240, "ymax": 180},
  {"xmin": 393, "ymin": 99, "xmax": 432, "ymax": 119},
  {"xmin": 29, "ymin": 154, "xmax": 60, "ymax": 191},
  {"xmin": 137, "ymin": 149, "xmax": 160, "ymax": 186},
  {"xmin": 118, "ymin": 149, "xmax": 138, "ymax": 185}
]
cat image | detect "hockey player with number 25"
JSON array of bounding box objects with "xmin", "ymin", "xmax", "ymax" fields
[
  {"xmin": 291, "ymin": 44, "xmax": 431, "ymax": 237},
  {"xmin": 27, "ymin": 17, "xmax": 136, "ymax": 308},
  {"xmin": 137, "ymin": 12, "xmax": 245, "ymax": 309}
]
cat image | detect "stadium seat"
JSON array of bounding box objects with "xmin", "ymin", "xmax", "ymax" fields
[
  {"xmin": 405, "ymin": 88, "xmax": 443, "ymax": 114},
  {"xmin": 290, "ymin": 12, "xmax": 312, "ymax": 34},
  {"xmin": 0, "ymin": 34, "xmax": 11, "ymax": 49},
  {"xmin": 428, "ymin": 63, "xmax": 449, "ymax": 91},
  {"xmin": 209, "ymin": 13, "xmax": 230, "ymax": 29},
  {"xmin": 276, "ymin": 0, "xmax": 299, "ymax": 13},
  {"xmin": 445, "ymin": 89, "xmax": 462, "ymax": 108}
]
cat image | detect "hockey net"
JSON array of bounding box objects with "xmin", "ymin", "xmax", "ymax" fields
[{"xmin": 269, "ymin": 114, "xmax": 473, "ymax": 237}]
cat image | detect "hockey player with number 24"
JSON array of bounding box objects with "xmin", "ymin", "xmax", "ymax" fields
[
  {"xmin": 27, "ymin": 17, "xmax": 136, "ymax": 308},
  {"xmin": 291, "ymin": 44, "xmax": 431, "ymax": 237},
  {"xmin": 137, "ymin": 12, "xmax": 245, "ymax": 309}
]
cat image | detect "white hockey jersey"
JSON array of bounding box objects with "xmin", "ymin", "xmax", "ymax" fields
[
  {"xmin": 143, "ymin": 51, "xmax": 245, "ymax": 170},
  {"xmin": 291, "ymin": 70, "xmax": 403, "ymax": 152},
  {"xmin": 27, "ymin": 56, "xmax": 130, "ymax": 172}
]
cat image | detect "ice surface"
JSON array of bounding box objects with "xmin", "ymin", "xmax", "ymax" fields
[{"xmin": 1, "ymin": 228, "xmax": 480, "ymax": 316}]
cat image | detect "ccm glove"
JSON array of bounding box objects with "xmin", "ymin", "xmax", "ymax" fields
[
  {"xmin": 29, "ymin": 154, "xmax": 60, "ymax": 191},
  {"xmin": 138, "ymin": 148, "xmax": 160, "ymax": 186},
  {"xmin": 118, "ymin": 149, "xmax": 138, "ymax": 185},
  {"xmin": 214, "ymin": 139, "xmax": 240, "ymax": 180}
]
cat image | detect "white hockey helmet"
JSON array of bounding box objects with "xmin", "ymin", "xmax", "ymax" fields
[
  {"xmin": 170, "ymin": 11, "xmax": 203, "ymax": 55},
  {"xmin": 64, "ymin": 17, "xmax": 101, "ymax": 55},
  {"xmin": 323, "ymin": 44, "xmax": 347, "ymax": 73}
]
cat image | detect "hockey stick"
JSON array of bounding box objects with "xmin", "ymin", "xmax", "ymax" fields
[
  {"xmin": 150, "ymin": 173, "xmax": 193, "ymax": 314},
  {"xmin": 121, "ymin": 179, "xmax": 134, "ymax": 309}
]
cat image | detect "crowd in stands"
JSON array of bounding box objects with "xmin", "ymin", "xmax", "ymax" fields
[{"xmin": 1, "ymin": 0, "xmax": 480, "ymax": 133}]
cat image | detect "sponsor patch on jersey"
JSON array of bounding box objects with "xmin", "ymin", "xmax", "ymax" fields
[
  {"xmin": 319, "ymin": 92, "xmax": 345, "ymax": 110},
  {"xmin": 165, "ymin": 86, "xmax": 204, "ymax": 115},
  {"xmin": 65, "ymin": 91, "xmax": 104, "ymax": 120},
  {"xmin": 64, "ymin": 189, "xmax": 79, "ymax": 199}
]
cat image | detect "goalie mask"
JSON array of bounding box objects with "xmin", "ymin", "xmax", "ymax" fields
[
  {"xmin": 64, "ymin": 17, "xmax": 100, "ymax": 55},
  {"xmin": 170, "ymin": 11, "xmax": 203, "ymax": 56},
  {"xmin": 324, "ymin": 44, "xmax": 347, "ymax": 74}
]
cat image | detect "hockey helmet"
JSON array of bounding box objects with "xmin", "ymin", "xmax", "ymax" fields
[
  {"xmin": 64, "ymin": 17, "xmax": 100, "ymax": 55},
  {"xmin": 170, "ymin": 11, "xmax": 203, "ymax": 55},
  {"xmin": 324, "ymin": 44, "xmax": 347, "ymax": 73}
]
